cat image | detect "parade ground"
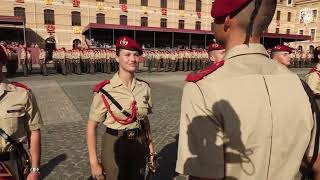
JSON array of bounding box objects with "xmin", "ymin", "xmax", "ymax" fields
[{"xmin": 6, "ymin": 68, "xmax": 309, "ymax": 180}]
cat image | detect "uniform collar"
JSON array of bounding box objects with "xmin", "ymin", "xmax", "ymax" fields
[
  {"xmin": 111, "ymin": 72, "xmax": 142, "ymax": 91},
  {"xmin": 0, "ymin": 76, "xmax": 14, "ymax": 96},
  {"xmin": 224, "ymin": 43, "xmax": 270, "ymax": 61}
]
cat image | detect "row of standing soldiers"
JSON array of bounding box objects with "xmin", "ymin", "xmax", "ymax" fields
[
  {"xmin": 52, "ymin": 48, "xmax": 118, "ymax": 75},
  {"xmin": 143, "ymin": 49, "xmax": 211, "ymax": 72},
  {"xmin": 286, "ymin": 50, "xmax": 314, "ymax": 68}
]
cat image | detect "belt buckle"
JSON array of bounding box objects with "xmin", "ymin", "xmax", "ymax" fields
[{"xmin": 127, "ymin": 130, "xmax": 136, "ymax": 140}]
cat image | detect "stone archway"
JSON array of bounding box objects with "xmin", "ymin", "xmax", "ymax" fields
[
  {"xmin": 73, "ymin": 39, "xmax": 81, "ymax": 49},
  {"xmin": 45, "ymin": 36, "xmax": 56, "ymax": 60}
]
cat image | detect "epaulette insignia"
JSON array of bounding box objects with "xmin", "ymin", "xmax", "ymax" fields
[
  {"xmin": 186, "ymin": 60, "xmax": 224, "ymax": 82},
  {"xmin": 93, "ymin": 80, "xmax": 110, "ymax": 93},
  {"xmin": 136, "ymin": 78, "xmax": 150, "ymax": 86},
  {"xmin": 11, "ymin": 81, "xmax": 31, "ymax": 91}
]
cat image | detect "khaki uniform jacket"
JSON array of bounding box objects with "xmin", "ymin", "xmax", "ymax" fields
[
  {"xmin": 176, "ymin": 44, "xmax": 315, "ymax": 180},
  {"xmin": 89, "ymin": 73, "xmax": 152, "ymax": 130},
  {"xmin": 306, "ymin": 71, "xmax": 320, "ymax": 94},
  {"xmin": 0, "ymin": 77, "xmax": 43, "ymax": 152}
]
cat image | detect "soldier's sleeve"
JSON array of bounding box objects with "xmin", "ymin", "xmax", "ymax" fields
[
  {"xmin": 25, "ymin": 91, "xmax": 44, "ymax": 131},
  {"xmin": 175, "ymin": 82, "xmax": 224, "ymax": 179},
  {"xmin": 88, "ymin": 92, "xmax": 107, "ymax": 123},
  {"xmin": 306, "ymin": 73, "xmax": 320, "ymax": 94}
]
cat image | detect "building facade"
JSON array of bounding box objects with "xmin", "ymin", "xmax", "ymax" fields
[{"xmin": 0, "ymin": 0, "xmax": 319, "ymax": 50}]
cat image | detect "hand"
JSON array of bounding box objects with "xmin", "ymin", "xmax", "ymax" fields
[
  {"xmin": 27, "ymin": 171, "xmax": 40, "ymax": 180},
  {"xmin": 147, "ymin": 153, "xmax": 157, "ymax": 173},
  {"xmin": 90, "ymin": 163, "xmax": 105, "ymax": 180}
]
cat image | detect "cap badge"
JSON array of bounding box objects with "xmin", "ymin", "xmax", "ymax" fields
[{"xmin": 120, "ymin": 38, "xmax": 128, "ymax": 46}]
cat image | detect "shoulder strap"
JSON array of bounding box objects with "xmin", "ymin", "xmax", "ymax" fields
[
  {"xmin": 99, "ymin": 89, "xmax": 131, "ymax": 117},
  {"xmin": 300, "ymin": 80, "xmax": 320, "ymax": 179}
]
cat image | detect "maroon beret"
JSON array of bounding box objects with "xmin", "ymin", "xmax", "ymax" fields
[
  {"xmin": 207, "ymin": 43, "xmax": 225, "ymax": 53},
  {"xmin": 271, "ymin": 45, "xmax": 294, "ymax": 54},
  {"xmin": 115, "ymin": 36, "xmax": 143, "ymax": 55},
  {"xmin": 0, "ymin": 45, "xmax": 8, "ymax": 64},
  {"xmin": 211, "ymin": 0, "xmax": 253, "ymax": 18}
]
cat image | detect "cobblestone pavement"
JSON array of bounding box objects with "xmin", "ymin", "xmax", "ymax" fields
[{"xmin": 7, "ymin": 68, "xmax": 308, "ymax": 180}]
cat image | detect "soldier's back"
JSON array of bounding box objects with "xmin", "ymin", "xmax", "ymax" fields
[{"xmin": 177, "ymin": 44, "xmax": 314, "ymax": 179}]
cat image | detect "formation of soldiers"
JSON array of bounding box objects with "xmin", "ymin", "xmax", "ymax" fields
[{"xmin": 52, "ymin": 48, "xmax": 118, "ymax": 75}]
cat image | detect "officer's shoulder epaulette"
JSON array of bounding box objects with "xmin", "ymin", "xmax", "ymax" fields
[
  {"xmin": 93, "ymin": 80, "xmax": 110, "ymax": 93},
  {"xmin": 185, "ymin": 60, "xmax": 224, "ymax": 82},
  {"xmin": 136, "ymin": 78, "xmax": 150, "ymax": 87},
  {"xmin": 11, "ymin": 81, "xmax": 31, "ymax": 91}
]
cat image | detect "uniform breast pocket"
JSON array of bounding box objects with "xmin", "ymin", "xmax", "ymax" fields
[
  {"xmin": 137, "ymin": 101, "xmax": 149, "ymax": 118},
  {"xmin": 2, "ymin": 109, "xmax": 27, "ymax": 142}
]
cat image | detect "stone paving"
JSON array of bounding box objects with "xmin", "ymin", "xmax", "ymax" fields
[{"xmin": 6, "ymin": 68, "xmax": 309, "ymax": 180}]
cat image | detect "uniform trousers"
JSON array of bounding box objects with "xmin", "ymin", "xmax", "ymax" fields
[{"xmin": 101, "ymin": 129, "xmax": 147, "ymax": 180}]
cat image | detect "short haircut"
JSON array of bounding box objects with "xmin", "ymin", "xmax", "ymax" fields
[{"xmin": 234, "ymin": 0, "xmax": 277, "ymax": 37}]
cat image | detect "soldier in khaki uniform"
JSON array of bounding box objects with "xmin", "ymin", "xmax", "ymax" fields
[
  {"xmin": 20, "ymin": 48, "xmax": 28, "ymax": 77},
  {"xmin": 38, "ymin": 48, "xmax": 48, "ymax": 76},
  {"xmin": 207, "ymin": 43, "xmax": 225, "ymax": 64},
  {"xmin": 87, "ymin": 36, "xmax": 155, "ymax": 180},
  {"xmin": 0, "ymin": 45, "xmax": 43, "ymax": 180},
  {"xmin": 176, "ymin": 0, "xmax": 320, "ymax": 179},
  {"xmin": 270, "ymin": 45, "xmax": 294, "ymax": 67},
  {"xmin": 306, "ymin": 47, "xmax": 320, "ymax": 95}
]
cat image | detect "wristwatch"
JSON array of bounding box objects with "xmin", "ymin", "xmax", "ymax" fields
[{"xmin": 30, "ymin": 167, "xmax": 40, "ymax": 174}]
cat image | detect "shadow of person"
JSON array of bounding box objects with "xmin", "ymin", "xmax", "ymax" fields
[
  {"xmin": 183, "ymin": 100, "xmax": 254, "ymax": 180},
  {"xmin": 152, "ymin": 134, "xmax": 179, "ymax": 180},
  {"xmin": 40, "ymin": 153, "xmax": 67, "ymax": 179}
]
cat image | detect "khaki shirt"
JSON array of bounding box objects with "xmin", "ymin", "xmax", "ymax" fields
[
  {"xmin": 176, "ymin": 44, "xmax": 315, "ymax": 179},
  {"xmin": 306, "ymin": 71, "xmax": 320, "ymax": 94},
  {"xmin": 89, "ymin": 73, "xmax": 152, "ymax": 130},
  {"xmin": 0, "ymin": 77, "xmax": 43, "ymax": 152}
]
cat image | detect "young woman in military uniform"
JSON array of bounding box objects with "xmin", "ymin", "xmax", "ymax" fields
[{"xmin": 87, "ymin": 36, "xmax": 156, "ymax": 180}]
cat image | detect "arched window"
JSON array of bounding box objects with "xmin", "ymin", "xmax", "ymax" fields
[
  {"xmin": 141, "ymin": 17, "xmax": 148, "ymax": 27},
  {"xmin": 96, "ymin": 13, "xmax": 105, "ymax": 24},
  {"xmin": 71, "ymin": 11, "xmax": 81, "ymax": 26},
  {"xmin": 298, "ymin": 45, "xmax": 303, "ymax": 51},
  {"xmin": 160, "ymin": 18, "xmax": 167, "ymax": 28},
  {"xmin": 14, "ymin": 7, "xmax": 26, "ymax": 22},
  {"xmin": 310, "ymin": 45, "xmax": 315, "ymax": 54},
  {"xmin": 195, "ymin": 21, "xmax": 201, "ymax": 30},
  {"xmin": 178, "ymin": 20, "xmax": 184, "ymax": 29},
  {"xmin": 73, "ymin": 39, "xmax": 81, "ymax": 49},
  {"xmin": 120, "ymin": 15, "xmax": 127, "ymax": 25},
  {"xmin": 44, "ymin": 9, "xmax": 55, "ymax": 25}
]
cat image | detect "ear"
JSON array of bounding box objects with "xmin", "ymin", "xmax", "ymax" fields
[
  {"xmin": 115, "ymin": 56, "xmax": 120, "ymax": 63},
  {"xmin": 224, "ymin": 15, "xmax": 231, "ymax": 32},
  {"xmin": 209, "ymin": 56, "xmax": 215, "ymax": 62}
]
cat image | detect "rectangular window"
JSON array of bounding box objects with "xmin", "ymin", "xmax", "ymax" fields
[
  {"xmin": 276, "ymin": 28, "xmax": 280, "ymax": 34},
  {"xmin": 96, "ymin": 0, "xmax": 104, "ymax": 2},
  {"xmin": 14, "ymin": 7, "xmax": 26, "ymax": 22},
  {"xmin": 287, "ymin": 0, "xmax": 292, "ymax": 5},
  {"xmin": 195, "ymin": 21, "xmax": 201, "ymax": 30},
  {"xmin": 96, "ymin": 13, "xmax": 105, "ymax": 24},
  {"xmin": 313, "ymin": 10, "xmax": 317, "ymax": 21},
  {"xmin": 286, "ymin": 29, "xmax": 290, "ymax": 34},
  {"xmin": 120, "ymin": 15, "xmax": 127, "ymax": 25},
  {"xmin": 196, "ymin": 0, "xmax": 201, "ymax": 12},
  {"xmin": 71, "ymin": 11, "xmax": 81, "ymax": 26},
  {"xmin": 141, "ymin": 17, "xmax": 148, "ymax": 27},
  {"xmin": 276, "ymin": 10, "xmax": 281, "ymax": 21},
  {"xmin": 141, "ymin": 0, "xmax": 148, "ymax": 6},
  {"xmin": 287, "ymin": 12, "xmax": 291, "ymax": 22},
  {"xmin": 311, "ymin": 29, "xmax": 316, "ymax": 41},
  {"xmin": 178, "ymin": 20, "xmax": 184, "ymax": 29},
  {"xmin": 299, "ymin": 29, "xmax": 304, "ymax": 35},
  {"xmin": 179, "ymin": 0, "xmax": 185, "ymax": 10},
  {"xmin": 119, "ymin": 0, "xmax": 127, "ymax": 4},
  {"xmin": 161, "ymin": 0, "xmax": 167, "ymax": 8},
  {"xmin": 160, "ymin": 18, "xmax": 167, "ymax": 28},
  {"xmin": 44, "ymin": 9, "xmax": 55, "ymax": 25}
]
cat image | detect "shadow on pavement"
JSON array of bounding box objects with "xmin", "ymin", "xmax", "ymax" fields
[{"xmin": 40, "ymin": 153, "xmax": 67, "ymax": 179}]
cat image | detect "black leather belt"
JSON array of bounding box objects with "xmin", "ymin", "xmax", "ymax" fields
[
  {"xmin": 106, "ymin": 128, "xmax": 142, "ymax": 140},
  {"xmin": 0, "ymin": 151, "xmax": 17, "ymax": 161}
]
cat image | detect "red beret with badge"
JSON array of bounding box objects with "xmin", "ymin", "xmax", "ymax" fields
[
  {"xmin": 271, "ymin": 45, "xmax": 294, "ymax": 54},
  {"xmin": 207, "ymin": 43, "xmax": 225, "ymax": 53},
  {"xmin": 0, "ymin": 45, "xmax": 8, "ymax": 64},
  {"xmin": 115, "ymin": 36, "xmax": 143, "ymax": 55}
]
